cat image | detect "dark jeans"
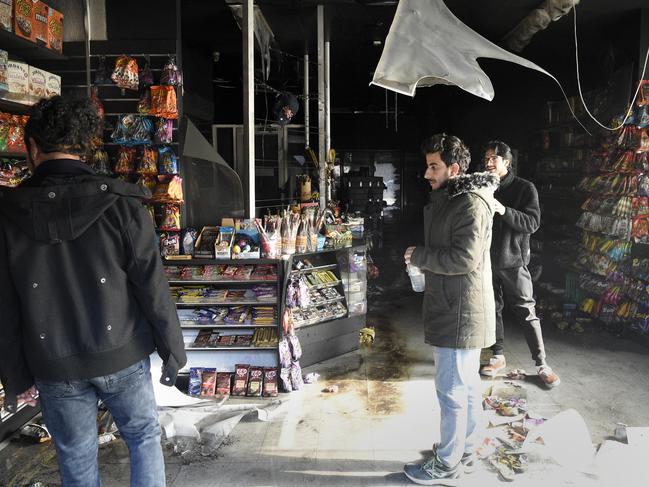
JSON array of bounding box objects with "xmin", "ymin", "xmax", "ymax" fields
[{"xmin": 491, "ymin": 266, "xmax": 547, "ymax": 366}]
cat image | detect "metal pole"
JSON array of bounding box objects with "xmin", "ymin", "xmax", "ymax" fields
[
  {"xmin": 640, "ymin": 8, "xmax": 649, "ymax": 81},
  {"xmin": 317, "ymin": 4, "xmax": 326, "ymax": 209},
  {"xmin": 304, "ymin": 53, "xmax": 310, "ymax": 148},
  {"xmin": 394, "ymin": 91, "xmax": 398, "ymax": 132},
  {"xmin": 325, "ymin": 40, "xmax": 331, "ymax": 155},
  {"xmin": 83, "ymin": 0, "xmax": 91, "ymax": 96},
  {"xmin": 243, "ymin": 0, "xmax": 255, "ymax": 219}
]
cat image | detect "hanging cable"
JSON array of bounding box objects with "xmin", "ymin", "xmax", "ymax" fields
[{"xmin": 573, "ymin": 2, "xmax": 649, "ymax": 131}]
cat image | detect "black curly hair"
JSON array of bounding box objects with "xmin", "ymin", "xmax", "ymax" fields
[
  {"xmin": 24, "ymin": 95, "xmax": 101, "ymax": 156},
  {"xmin": 420, "ymin": 133, "xmax": 471, "ymax": 173}
]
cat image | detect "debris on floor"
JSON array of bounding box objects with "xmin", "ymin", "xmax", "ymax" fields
[
  {"xmin": 506, "ymin": 368, "xmax": 527, "ymax": 380},
  {"xmin": 322, "ymin": 385, "xmax": 339, "ymax": 393},
  {"xmin": 359, "ymin": 326, "xmax": 376, "ymax": 346},
  {"xmin": 19, "ymin": 422, "xmax": 50, "ymax": 443}
]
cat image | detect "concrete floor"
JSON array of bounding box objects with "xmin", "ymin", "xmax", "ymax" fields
[{"xmin": 3, "ymin": 286, "xmax": 649, "ymax": 486}]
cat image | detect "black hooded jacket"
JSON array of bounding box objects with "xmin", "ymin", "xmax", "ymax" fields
[
  {"xmin": 490, "ymin": 171, "xmax": 541, "ymax": 269},
  {"xmin": 0, "ymin": 159, "xmax": 186, "ymax": 409}
]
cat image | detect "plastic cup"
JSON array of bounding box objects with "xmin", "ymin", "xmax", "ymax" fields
[{"xmin": 407, "ymin": 264, "xmax": 425, "ymax": 292}]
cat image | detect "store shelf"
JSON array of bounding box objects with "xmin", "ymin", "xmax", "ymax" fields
[
  {"xmin": 307, "ymin": 280, "xmax": 342, "ymax": 290},
  {"xmin": 184, "ymin": 346, "xmax": 278, "ymax": 351},
  {"xmin": 0, "ymin": 96, "xmax": 36, "ymax": 114},
  {"xmin": 294, "ymin": 313, "xmax": 348, "ymax": 329},
  {"xmin": 301, "ymin": 296, "xmax": 345, "ymax": 308},
  {"xmin": 164, "ymin": 258, "xmax": 280, "ymax": 266},
  {"xmin": 0, "ymin": 151, "xmax": 27, "ymax": 158},
  {"xmin": 176, "ymin": 301, "xmax": 276, "ymax": 307},
  {"xmin": 180, "ymin": 323, "xmax": 277, "ymax": 329},
  {"xmin": 168, "ymin": 279, "xmax": 276, "ymax": 285},
  {"xmin": 291, "ymin": 264, "xmax": 338, "ymax": 274},
  {"xmin": 0, "ymin": 30, "xmax": 67, "ymax": 61}
]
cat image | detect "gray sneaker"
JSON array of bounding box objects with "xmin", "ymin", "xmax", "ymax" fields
[
  {"xmin": 403, "ymin": 455, "xmax": 461, "ymax": 486},
  {"xmin": 432, "ymin": 443, "xmax": 478, "ymax": 474}
]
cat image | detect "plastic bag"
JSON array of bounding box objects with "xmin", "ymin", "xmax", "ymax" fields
[
  {"xmin": 160, "ymin": 232, "xmax": 180, "ymax": 257},
  {"xmin": 113, "ymin": 147, "xmax": 136, "ymax": 174},
  {"xmin": 137, "ymin": 90, "xmax": 150, "ymax": 115},
  {"xmin": 139, "ymin": 57, "xmax": 154, "ymax": 88},
  {"xmin": 111, "ymin": 56, "xmax": 139, "ymax": 91},
  {"xmin": 136, "ymin": 146, "xmax": 158, "ymax": 176},
  {"xmin": 160, "ymin": 204, "xmax": 181, "ymax": 231},
  {"xmin": 160, "ymin": 56, "xmax": 183, "ymax": 86},
  {"xmin": 157, "ymin": 146, "xmax": 178, "ymax": 175},
  {"xmin": 149, "ymin": 85, "xmax": 178, "ymax": 119},
  {"xmin": 151, "ymin": 175, "xmax": 183, "ymax": 203},
  {"xmin": 111, "ymin": 115, "xmax": 153, "ymax": 146},
  {"xmin": 155, "ymin": 118, "xmax": 173, "ymax": 144},
  {"xmin": 89, "ymin": 149, "xmax": 111, "ymax": 175}
]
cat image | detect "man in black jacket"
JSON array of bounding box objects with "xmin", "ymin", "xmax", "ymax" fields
[
  {"xmin": 480, "ymin": 141, "xmax": 560, "ymax": 389},
  {"xmin": 0, "ymin": 96, "xmax": 186, "ymax": 486}
]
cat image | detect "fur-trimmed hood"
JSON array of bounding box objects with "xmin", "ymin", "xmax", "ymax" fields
[{"xmin": 448, "ymin": 171, "xmax": 500, "ymax": 198}]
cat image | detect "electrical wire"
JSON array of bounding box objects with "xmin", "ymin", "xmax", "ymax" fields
[{"xmin": 573, "ymin": 2, "xmax": 649, "ymax": 131}]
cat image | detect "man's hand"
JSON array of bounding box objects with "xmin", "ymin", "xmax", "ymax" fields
[
  {"xmin": 17, "ymin": 385, "xmax": 38, "ymax": 407},
  {"xmin": 404, "ymin": 246, "xmax": 416, "ymax": 265},
  {"xmin": 493, "ymin": 200, "xmax": 506, "ymax": 215}
]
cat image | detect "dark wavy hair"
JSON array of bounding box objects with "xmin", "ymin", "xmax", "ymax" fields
[
  {"xmin": 484, "ymin": 140, "xmax": 513, "ymax": 162},
  {"xmin": 420, "ymin": 133, "xmax": 471, "ymax": 173},
  {"xmin": 24, "ymin": 96, "xmax": 101, "ymax": 156}
]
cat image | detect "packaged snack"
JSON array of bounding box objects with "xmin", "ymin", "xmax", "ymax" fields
[
  {"xmin": 161, "ymin": 232, "xmax": 180, "ymax": 257},
  {"xmin": 47, "ymin": 6, "xmax": 63, "ymax": 53},
  {"xmin": 6, "ymin": 61, "xmax": 29, "ymax": 101},
  {"xmin": 0, "ymin": 49, "xmax": 7, "ymax": 93},
  {"xmin": 290, "ymin": 361, "xmax": 304, "ymax": 390},
  {"xmin": 160, "ymin": 204, "xmax": 181, "ymax": 231},
  {"xmin": 263, "ymin": 368, "xmax": 279, "ymax": 397},
  {"xmin": 216, "ymin": 226, "xmax": 234, "ymax": 258},
  {"xmin": 45, "ymin": 72, "xmax": 60, "ymax": 97},
  {"xmin": 90, "ymin": 86, "xmax": 104, "ymax": 120},
  {"xmin": 111, "ymin": 114, "xmax": 153, "ymax": 145},
  {"xmin": 288, "ymin": 334, "xmax": 302, "ymax": 361},
  {"xmin": 113, "ymin": 147, "xmax": 136, "ymax": 174},
  {"xmin": 188, "ymin": 367, "xmax": 203, "ymax": 396},
  {"xmin": 136, "ymin": 176, "xmax": 157, "ymax": 194},
  {"xmin": 89, "ymin": 149, "xmax": 110, "ymax": 175},
  {"xmin": 192, "ymin": 329, "xmax": 212, "ymax": 348},
  {"xmin": 639, "ymin": 80, "xmax": 649, "ymax": 107},
  {"xmin": 246, "ymin": 366, "xmax": 263, "ymax": 397},
  {"xmin": 111, "ymin": 56, "xmax": 138, "ymax": 91},
  {"xmin": 13, "ymin": 0, "xmax": 35, "ymax": 42},
  {"xmin": 151, "ymin": 175, "xmax": 183, "ymax": 203},
  {"xmin": 137, "ymin": 90, "xmax": 150, "ymax": 115},
  {"xmin": 28, "ymin": 66, "xmax": 47, "ymax": 100},
  {"xmin": 94, "ymin": 56, "xmax": 111, "ymax": 85},
  {"xmin": 0, "ymin": 0, "xmax": 11, "ymax": 32},
  {"xmin": 216, "ymin": 372, "xmax": 232, "ymax": 395},
  {"xmin": 232, "ymin": 364, "xmax": 250, "ymax": 396},
  {"xmin": 155, "ymin": 118, "xmax": 174, "ymax": 144},
  {"xmin": 139, "ymin": 57, "xmax": 154, "ymax": 88},
  {"xmin": 158, "ymin": 146, "xmax": 178, "ymax": 175},
  {"xmin": 200, "ymin": 368, "xmax": 217, "ymax": 396},
  {"xmin": 149, "ymin": 85, "xmax": 178, "ymax": 119},
  {"xmin": 136, "ymin": 146, "xmax": 158, "ymax": 176},
  {"xmin": 280, "ymin": 367, "xmax": 292, "ymax": 392},
  {"xmin": 160, "ymin": 56, "xmax": 183, "ymax": 86},
  {"xmin": 181, "ymin": 228, "xmax": 198, "ymax": 255},
  {"xmin": 278, "ymin": 337, "xmax": 292, "ymax": 368},
  {"xmin": 33, "ymin": 1, "xmax": 48, "ymax": 47}
]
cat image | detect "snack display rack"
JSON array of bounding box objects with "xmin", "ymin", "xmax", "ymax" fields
[
  {"xmin": 163, "ymin": 258, "xmax": 283, "ymax": 375},
  {"xmin": 284, "ymin": 244, "xmax": 367, "ymax": 367}
]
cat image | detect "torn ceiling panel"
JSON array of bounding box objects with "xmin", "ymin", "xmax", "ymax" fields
[{"xmin": 370, "ymin": 0, "xmax": 558, "ymax": 101}]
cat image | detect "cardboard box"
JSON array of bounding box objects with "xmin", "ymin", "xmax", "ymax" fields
[
  {"xmin": 6, "ymin": 60, "xmax": 29, "ymax": 101},
  {"xmin": 13, "ymin": 0, "xmax": 35, "ymax": 42},
  {"xmin": 28, "ymin": 65, "xmax": 46, "ymax": 99},
  {"xmin": 0, "ymin": 49, "xmax": 8, "ymax": 93},
  {"xmin": 45, "ymin": 70, "xmax": 60, "ymax": 97},
  {"xmin": 47, "ymin": 6, "xmax": 63, "ymax": 53},
  {"xmin": 0, "ymin": 0, "xmax": 12, "ymax": 32},
  {"xmin": 215, "ymin": 226, "xmax": 234, "ymax": 259},
  {"xmin": 194, "ymin": 226, "xmax": 220, "ymax": 259},
  {"xmin": 33, "ymin": 0, "xmax": 47, "ymax": 47}
]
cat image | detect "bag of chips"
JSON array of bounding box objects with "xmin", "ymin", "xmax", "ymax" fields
[
  {"xmin": 137, "ymin": 90, "xmax": 150, "ymax": 115},
  {"xmin": 111, "ymin": 115, "xmax": 153, "ymax": 146},
  {"xmin": 113, "ymin": 147, "xmax": 136, "ymax": 174},
  {"xmin": 136, "ymin": 146, "xmax": 158, "ymax": 176},
  {"xmin": 139, "ymin": 57, "xmax": 154, "ymax": 88},
  {"xmin": 111, "ymin": 56, "xmax": 139, "ymax": 91},
  {"xmin": 160, "ymin": 232, "xmax": 180, "ymax": 257},
  {"xmin": 90, "ymin": 86, "xmax": 105, "ymax": 121},
  {"xmin": 280, "ymin": 367, "xmax": 292, "ymax": 392},
  {"xmin": 155, "ymin": 118, "xmax": 174, "ymax": 144},
  {"xmin": 288, "ymin": 333, "xmax": 302, "ymax": 361},
  {"xmin": 89, "ymin": 149, "xmax": 111, "ymax": 175},
  {"xmin": 160, "ymin": 204, "xmax": 181, "ymax": 231},
  {"xmin": 152, "ymin": 175, "xmax": 183, "ymax": 203},
  {"xmin": 136, "ymin": 176, "xmax": 157, "ymax": 194},
  {"xmin": 290, "ymin": 361, "xmax": 304, "ymax": 391},
  {"xmin": 150, "ymin": 85, "xmax": 178, "ymax": 119},
  {"xmin": 158, "ymin": 146, "xmax": 178, "ymax": 175},
  {"xmin": 160, "ymin": 56, "xmax": 183, "ymax": 86}
]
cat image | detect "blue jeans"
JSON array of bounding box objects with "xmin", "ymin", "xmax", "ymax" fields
[
  {"xmin": 433, "ymin": 347, "xmax": 484, "ymax": 468},
  {"xmin": 36, "ymin": 357, "xmax": 165, "ymax": 487}
]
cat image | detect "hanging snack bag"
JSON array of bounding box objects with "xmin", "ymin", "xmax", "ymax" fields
[
  {"xmin": 160, "ymin": 204, "xmax": 181, "ymax": 231},
  {"xmin": 113, "ymin": 146, "xmax": 136, "ymax": 174},
  {"xmin": 288, "ymin": 333, "xmax": 302, "ymax": 361},
  {"xmin": 152, "ymin": 175, "xmax": 183, "ymax": 203},
  {"xmin": 150, "ymin": 85, "xmax": 178, "ymax": 119},
  {"xmin": 90, "ymin": 149, "xmax": 110, "ymax": 175},
  {"xmin": 188, "ymin": 367, "xmax": 202, "ymax": 396},
  {"xmin": 137, "ymin": 89, "xmax": 150, "ymax": 115},
  {"xmin": 139, "ymin": 57, "xmax": 154, "ymax": 88},
  {"xmin": 263, "ymin": 368, "xmax": 278, "ymax": 397},
  {"xmin": 94, "ymin": 55, "xmax": 110, "ymax": 85},
  {"xmin": 232, "ymin": 364, "xmax": 250, "ymax": 396},
  {"xmin": 280, "ymin": 367, "xmax": 292, "ymax": 392},
  {"xmin": 90, "ymin": 86, "xmax": 105, "ymax": 120},
  {"xmin": 160, "ymin": 56, "xmax": 183, "ymax": 86},
  {"xmin": 246, "ymin": 366, "xmax": 263, "ymax": 397},
  {"xmin": 111, "ymin": 56, "xmax": 139, "ymax": 91},
  {"xmin": 155, "ymin": 118, "xmax": 174, "ymax": 144},
  {"xmin": 136, "ymin": 146, "xmax": 158, "ymax": 176},
  {"xmin": 216, "ymin": 372, "xmax": 232, "ymax": 395},
  {"xmin": 137, "ymin": 176, "xmax": 157, "ymax": 194},
  {"xmin": 181, "ymin": 227, "xmax": 198, "ymax": 255},
  {"xmin": 200, "ymin": 368, "xmax": 217, "ymax": 396},
  {"xmin": 638, "ymin": 80, "xmax": 649, "ymax": 107},
  {"xmin": 158, "ymin": 146, "xmax": 178, "ymax": 175},
  {"xmin": 290, "ymin": 361, "xmax": 304, "ymax": 391},
  {"xmin": 278, "ymin": 337, "xmax": 291, "ymax": 368}
]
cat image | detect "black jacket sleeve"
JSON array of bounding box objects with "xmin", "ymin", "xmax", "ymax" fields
[
  {"xmin": 123, "ymin": 203, "xmax": 187, "ymax": 386},
  {"xmin": 499, "ymin": 181, "xmax": 540, "ymax": 234},
  {"xmin": 0, "ymin": 225, "xmax": 34, "ymax": 412}
]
